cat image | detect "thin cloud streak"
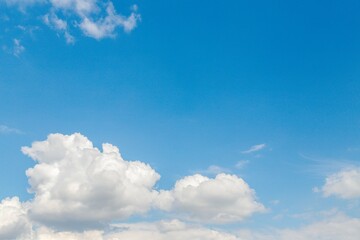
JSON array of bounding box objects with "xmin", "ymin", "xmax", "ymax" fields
[
  {"xmin": 242, "ymin": 144, "xmax": 266, "ymax": 154},
  {"xmin": 0, "ymin": 125, "xmax": 23, "ymax": 134}
]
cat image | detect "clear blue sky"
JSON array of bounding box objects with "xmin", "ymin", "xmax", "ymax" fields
[{"xmin": 1, "ymin": 0, "xmax": 360, "ymax": 238}]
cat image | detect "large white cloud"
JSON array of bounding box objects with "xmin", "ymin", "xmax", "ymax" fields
[
  {"xmin": 320, "ymin": 167, "xmax": 360, "ymax": 199},
  {"xmin": 157, "ymin": 173, "xmax": 265, "ymax": 223},
  {"xmin": 0, "ymin": 197, "xmax": 32, "ymax": 240},
  {"xmin": 0, "ymin": 132, "xmax": 268, "ymax": 239},
  {"xmin": 22, "ymin": 133, "xmax": 161, "ymax": 230}
]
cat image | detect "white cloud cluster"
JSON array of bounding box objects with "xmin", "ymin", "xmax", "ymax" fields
[
  {"xmin": 17, "ymin": 133, "xmax": 264, "ymax": 229},
  {"xmin": 1, "ymin": 133, "xmax": 360, "ymax": 240},
  {"xmin": 0, "ymin": 197, "xmax": 31, "ymax": 240},
  {"xmin": 4, "ymin": 0, "xmax": 140, "ymax": 42},
  {"xmin": 320, "ymin": 168, "xmax": 360, "ymax": 199},
  {"xmin": 157, "ymin": 174, "xmax": 265, "ymax": 223},
  {"xmin": 22, "ymin": 133, "xmax": 160, "ymax": 229}
]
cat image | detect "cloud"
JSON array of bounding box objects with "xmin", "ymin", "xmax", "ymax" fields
[
  {"xmin": 157, "ymin": 173, "xmax": 265, "ymax": 223},
  {"xmin": 21, "ymin": 133, "xmax": 161, "ymax": 230},
  {"xmin": 43, "ymin": 12, "xmax": 75, "ymax": 44},
  {"xmin": 17, "ymin": 220, "xmax": 240, "ymax": 240},
  {"xmin": 106, "ymin": 220, "xmax": 239, "ymax": 240},
  {"xmin": 0, "ymin": 125, "xmax": 23, "ymax": 134},
  {"xmin": 236, "ymin": 160, "xmax": 249, "ymax": 169},
  {"xmin": 239, "ymin": 213, "xmax": 360, "ymax": 240},
  {"xmin": 197, "ymin": 165, "xmax": 231, "ymax": 175},
  {"xmin": 318, "ymin": 167, "xmax": 360, "ymax": 199},
  {"xmin": 12, "ymin": 38, "xmax": 25, "ymax": 56},
  {"xmin": 0, "ymin": 197, "xmax": 32, "ymax": 240},
  {"xmin": 1, "ymin": 133, "xmax": 359, "ymax": 240},
  {"xmin": 78, "ymin": 3, "xmax": 139, "ymax": 40},
  {"xmin": 18, "ymin": 133, "xmax": 264, "ymax": 229},
  {"xmin": 4, "ymin": 0, "xmax": 140, "ymax": 43},
  {"xmin": 4, "ymin": 0, "xmax": 44, "ymax": 11},
  {"xmin": 242, "ymin": 144, "xmax": 266, "ymax": 154}
]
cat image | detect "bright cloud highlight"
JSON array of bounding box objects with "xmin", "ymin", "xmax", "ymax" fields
[
  {"xmin": 21, "ymin": 133, "xmax": 161, "ymax": 230},
  {"xmin": 158, "ymin": 174, "xmax": 265, "ymax": 223},
  {"xmin": 319, "ymin": 168, "xmax": 360, "ymax": 199}
]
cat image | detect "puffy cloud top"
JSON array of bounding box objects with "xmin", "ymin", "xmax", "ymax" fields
[
  {"xmin": 0, "ymin": 132, "xmax": 267, "ymax": 239},
  {"xmin": 22, "ymin": 133, "xmax": 161, "ymax": 230},
  {"xmin": 158, "ymin": 173, "xmax": 265, "ymax": 223},
  {"xmin": 0, "ymin": 197, "xmax": 31, "ymax": 240},
  {"xmin": 320, "ymin": 168, "xmax": 360, "ymax": 199}
]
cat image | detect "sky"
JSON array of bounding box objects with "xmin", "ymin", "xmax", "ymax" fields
[{"xmin": 0, "ymin": 0, "xmax": 360, "ymax": 239}]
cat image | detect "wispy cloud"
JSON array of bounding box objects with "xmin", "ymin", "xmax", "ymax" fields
[
  {"xmin": 236, "ymin": 160, "xmax": 250, "ymax": 169},
  {"xmin": 197, "ymin": 165, "xmax": 231, "ymax": 175},
  {"xmin": 0, "ymin": 125, "xmax": 23, "ymax": 134},
  {"xmin": 242, "ymin": 143, "xmax": 266, "ymax": 154}
]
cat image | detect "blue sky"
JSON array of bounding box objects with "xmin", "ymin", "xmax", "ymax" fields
[{"xmin": 0, "ymin": 0, "xmax": 360, "ymax": 239}]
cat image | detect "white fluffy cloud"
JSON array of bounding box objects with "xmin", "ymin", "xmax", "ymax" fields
[
  {"xmin": 18, "ymin": 133, "xmax": 264, "ymax": 229},
  {"xmin": 319, "ymin": 168, "xmax": 360, "ymax": 199},
  {"xmin": 0, "ymin": 132, "xmax": 267, "ymax": 239},
  {"xmin": 157, "ymin": 173, "xmax": 265, "ymax": 223},
  {"xmin": 0, "ymin": 197, "xmax": 31, "ymax": 240},
  {"xmin": 4, "ymin": 0, "xmax": 140, "ymax": 42},
  {"xmin": 22, "ymin": 133, "xmax": 161, "ymax": 230}
]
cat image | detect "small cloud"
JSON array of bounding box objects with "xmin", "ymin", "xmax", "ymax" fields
[
  {"xmin": 198, "ymin": 165, "xmax": 231, "ymax": 175},
  {"xmin": 242, "ymin": 143, "xmax": 266, "ymax": 154},
  {"xmin": 0, "ymin": 125, "xmax": 23, "ymax": 134},
  {"xmin": 12, "ymin": 38, "xmax": 25, "ymax": 56},
  {"xmin": 235, "ymin": 160, "xmax": 249, "ymax": 169},
  {"xmin": 317, "ymin": 167, "xmax": 360, "ymax": 200},
  {"xmin": 5, "ymin": 0, "xmax": 140, "ymax": 43}
]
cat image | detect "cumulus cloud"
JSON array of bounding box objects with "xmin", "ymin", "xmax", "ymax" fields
[
  {"xmin": 0, "ymin": 197, "xmax": 32, "ymax": 240},
  {"xmin": 319, "ymin": 167, "xmax": 360, "ymax": 199},
  {"xmin": 157, "ymin": 173, "xmax": 265, "ymax": 223},
  {"xmin": 242, "ymin": 144, "xmax": 266, "ymax": 154},
  {"xmin": 22, "ymin": 133, "xmax": 161, "ymax": 230},
  {"xmin": 17, "ymin": 133, "xmax": 264, "ymax": 229},
  {"xmin": 4, "ymin": 0, "xmax": 140, "ymax": 43},
  {"xmin": 0, "ymin": 132, "xmax": 267, "ymax": 239}
]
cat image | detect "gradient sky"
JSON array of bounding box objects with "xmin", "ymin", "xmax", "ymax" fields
[{"xmin": 1, "ymin": 0, "xmax": 360, "ymax": 239}]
